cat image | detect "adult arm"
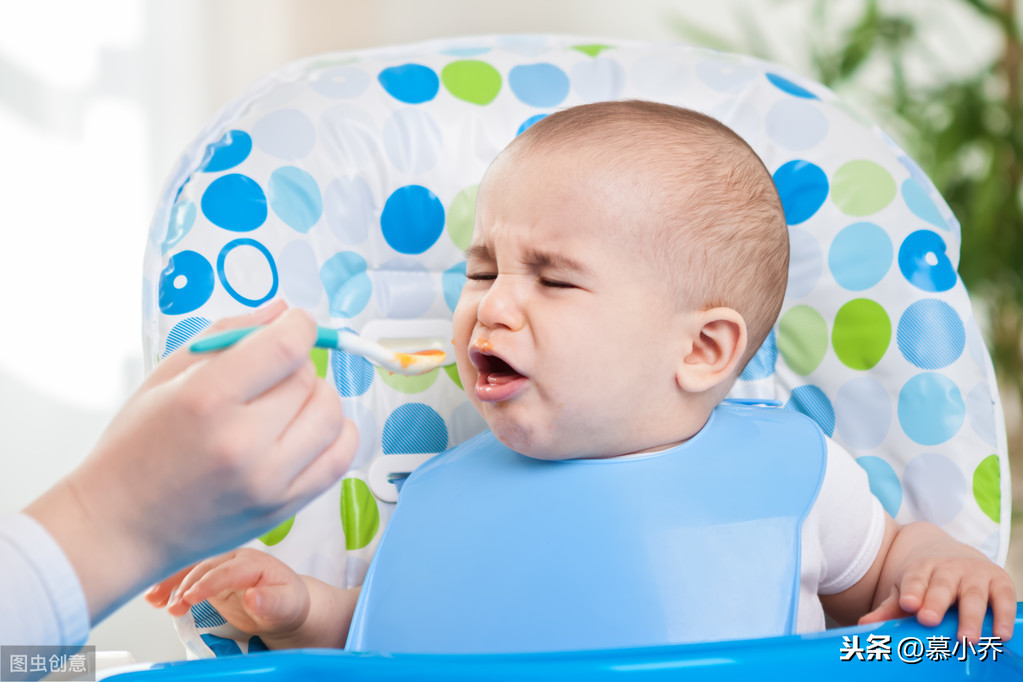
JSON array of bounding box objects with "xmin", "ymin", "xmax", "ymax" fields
[{"xmin": 15, "ymin": 302, "xmax": 357, "ymax": 639}]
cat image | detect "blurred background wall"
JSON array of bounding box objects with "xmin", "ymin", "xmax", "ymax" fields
[{"xmin": 0, "ymin": 0, "xmax": 1017, "ymax": 664}]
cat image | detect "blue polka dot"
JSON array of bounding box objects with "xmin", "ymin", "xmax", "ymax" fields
[
  {"xmin": 163, "ymin": 317, "xmax": 211, "ymax": 357},
  {"xmin": 252, "ymin": 109, "xmax": 315, "ymax": 160},
  {"xmin": 269, "ymin": 166, "xmax": 322, "ymax": 233},
  {"xmin": 200, "ymin": 634, "xmax": 242, "ymax": 657},
  {"xmin": 509, "ymin": 63, "xmax": 570, "ymax": 107},
  {"xmin": 835, "ymin": 377, "xmax": 891, "ymax": 450},
  {"xmin": 199, "ymin": 130, "xmax": 252, "ymax": 173},
  {"xmin": 766, "ymin": 73, "xmax": 818, "ymax": 99},
  {"xmin": 310, "ymin": 66, "xmax": 371, "ymax": 99},
  {"xmin": 696, "ymin": 60, "xmax": 756, "ymax": 91},
  {"xmin": 829, "ymin": 222, "xmax": 893, "ymax": 291},
  {"xmin": 570, "ymin": 58, "xmax": 625, "ymax": 102},
  {"xmin": 440, "ymin": 46, "xmax": 492, "ymax": 57},
  {"xmin": 901, "ymin": 178, "xmax": 948, "ymax": 230},
  {"xmin": 773, "ymin": 160, "xmax": 829, "ymax": 225},
  {"xmin": 785, "ymin": 385, "xmax": 835, "ymax": 436},
  {"xmin": 787, "ymin": 227, "xmax": 823, "ymax": 299},
  {"xmin": 159, "ymin": 250, "xmax": 214, "ymax": 315},
  {"xmin": 443, "ymin": 261, "xmax": 467, "ymax": 312},
  {"xmin": 967, "ymin": 382, "xmax": 998, "ymax": 447},
  {"xmin": 383, "ymin": 109, "xmax": 442, "ymax": 174},
  {"xmin": 898, "ymin": 373, "xmax": 965, "ymax": 445},
  {"xmin": 381, "ymin": 185, "xmax": 445, "ymax": 254},
  {"xmin": 378, "ymin": 64, "xmax": 440, "ymax": 104},
  {"xmin": 201, "ymin": 174, "xmax": 267, "ymax": 232},
  {"xmin": 278, "ymin": 239, "xmax": 323, "ymax": 309},
  {"xmin": 383, "ymin": 403, "xmax": 448, "ymax": 454},
  {"xmin": 161, "ymin": 198, "xmax": 195, "ymax": 254},
  {"xmin": 902, "ymin": 453, "xmax": 966, "ymax": 525},
  {"xmin": 217, "ymin": 238, "xmax": 278, "ymax": 307},
  {"xmin": 325, "ymin": 176, "xmax": 376, "ymax": 245},
  {"xmin": 765, "ymin": 99, "xmax": 828, "ymax": 150},
  {"xmin": 897, "ymin": 299, "xmax": 965, "ymax": 370},
  {"xmin": 898, "ymin": 230, "xmax": 957, "ymax": 292},
  {"xmin": 855, "ymin": 456, "xmax": 902, "ymax": 517},
  {"xmin": 740, "ymin": 328, "xmax": 777, "ymax": 381},
  {"xmin": 332, "ymin": 329, "xmax": 374, "ymax": 397},
  {"xmin": 517, "ymin": 114, "xmax": 548, "ymax": 136},
  {"xmin": 320, "ymin": 251, "xmax": 372, "ymax": 317},
  {"xmin": 372, "ymin": 257, "xmax": 437, "ymax": 319}
]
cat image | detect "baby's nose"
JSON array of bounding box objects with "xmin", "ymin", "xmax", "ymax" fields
[{"xmin": 476, "ymin": 276, "xmax": 526, "ymax": 331}]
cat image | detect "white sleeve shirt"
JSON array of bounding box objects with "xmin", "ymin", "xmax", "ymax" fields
[
  {"xmin": 0, "ymin": 513, "xmax": 90, "ymax": 646},
  {"xmin": 797, "ymin": 436, "xmax": 888, "ymax": 632}
]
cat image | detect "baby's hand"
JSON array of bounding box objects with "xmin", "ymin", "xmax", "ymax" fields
[
  {"xmin": 145, "ymin": 548, "xmax": 310, "ymax": 644},
  {"xmin": 858, "ymin": 538, "xmax": 1016, "ymax": 644}
]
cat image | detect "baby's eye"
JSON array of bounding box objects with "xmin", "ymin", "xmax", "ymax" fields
[
  {"xmin": 466, "ymin": 272, "xmax": 496, "ymax": 281},
  {"xmin": 539, "ymin": 278, "xmax": 576, "ymax": 289}
]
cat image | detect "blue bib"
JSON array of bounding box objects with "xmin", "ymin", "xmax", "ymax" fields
[{"xmin": 347, "ymin": 402, "xmax": 827, "ymax": 653}]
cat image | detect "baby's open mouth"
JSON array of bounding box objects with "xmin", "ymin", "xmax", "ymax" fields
[{"xmin": 469, "ymin": 345, "xmax": 529, "ymax": 401}]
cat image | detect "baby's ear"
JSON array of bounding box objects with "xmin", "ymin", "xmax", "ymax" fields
[{"xmin": 675, "ymin": 308, "xmax": 747, "ymax": 394}]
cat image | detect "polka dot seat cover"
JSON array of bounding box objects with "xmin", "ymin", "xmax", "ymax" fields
[{"xmin": 142, "ymin": 34, "xmax": 1010, "ymax": 657}]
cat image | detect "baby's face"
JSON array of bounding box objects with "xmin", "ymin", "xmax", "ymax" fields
[{"xmin": 453, "ymin": 152, "xmax": 693, "ymax": 459}]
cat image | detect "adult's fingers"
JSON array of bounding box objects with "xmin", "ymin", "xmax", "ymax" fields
[
  {"xmin": 147, "ymin": 300, "xmax": 289, "ymax": 386},
  {"xmin": 270, "ymin": 376, "xmax": 349, "ymax": 482},
  {"xmin": 283, "ymin": 414, "xmax": 359, "ymax": 511},
  {"xmin": 243, "ymin": 358, "xmax": 320, "ymax": 449},
  {"xmin": 189, "ymin": 307, "xmax": 318, "ymax": 403}
]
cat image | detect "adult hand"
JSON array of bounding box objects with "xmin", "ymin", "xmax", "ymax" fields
[{"xmin": 25, "ymin": 301, "xmax": 358, "ymax": 624}]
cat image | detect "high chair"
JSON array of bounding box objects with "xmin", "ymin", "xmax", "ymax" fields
[{"xmin": 123, "ymin": 34, "xmax": 1019, "ymax": 679}]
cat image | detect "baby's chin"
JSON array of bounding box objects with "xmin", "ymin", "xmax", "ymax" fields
[
  {"xmin": 487, "ymin": 420, "xmax": 608, "ymax": 461},
  {"xmin": 488, "ymin": 420, "xmax": 567, "ymax": 460}
]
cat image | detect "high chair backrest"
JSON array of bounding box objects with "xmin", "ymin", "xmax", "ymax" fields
[{"xmin": 143, "ymin": 34, "xmax": 1009, "ymax": 657}]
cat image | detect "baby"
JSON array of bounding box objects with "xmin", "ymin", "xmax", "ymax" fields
[{"xmin": 148, "ymin": 101, "xmax": 1015, "ymax": 652}]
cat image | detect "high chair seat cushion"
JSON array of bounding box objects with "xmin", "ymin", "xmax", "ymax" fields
[{"xmin": 142, "ymin": 34, "xmax": 1009, "ymax": 657}]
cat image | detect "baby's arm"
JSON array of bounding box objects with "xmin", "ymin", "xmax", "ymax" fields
[
  {"xmin": 146, "ymin": 548, "xmax": 359, "ymax": 650},
  {"xmin": 820, "ymin": 516, "xmax": 1016, "ymax": 643}
]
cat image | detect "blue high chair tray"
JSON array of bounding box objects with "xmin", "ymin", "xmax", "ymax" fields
[
  {"xmin": 109, "ymin": 608, "xmax": 1023, "ymax": 680},
  {"xmin": 140, "ymin": 33, "xmax": 1015, "ymax": 680}
]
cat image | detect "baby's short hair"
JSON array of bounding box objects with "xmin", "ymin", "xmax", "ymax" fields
[{"xmin": 509, "ymin": 100, "xmax": 788, "ymax": 369}]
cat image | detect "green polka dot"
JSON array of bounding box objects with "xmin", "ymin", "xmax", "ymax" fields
[
  {"xmin": 375, "ymin": 366, "xmax": 439, "ymax": 393},
  {"xmin": 831, "ymin": 160, "xmax": 896, "ymax": 216},
  {"xmin": 973, "ymin": 454, "xmax": 1000, "ymax": 523},
  {"xmin": 447, "ymin": 185, "xmax": 478, "ymax": 251},
  {"xmin": 441, "ymin": 60, "xmax": 501, "ymax": 105},
  {"xmin": 778, "ymin": 305, "xmax": 828, "ymax": 376},
  {"xmin": 258, "ymin": 516, "xmax": 294, "ymax": 546},
  {"xmin": 572, "ymin": 44, "xmax": 613, "ymax": 57},
  {"xmin": 340, "ymin": 477, "xmax": 379, "ymax": 551},
  {"xmin": 444, "ymin": 363, "xmax": 463, "ymax": 389},
  {"xmin": 310, "ymin": 347, "xmax": 328, "ymax": 379},
  {"xmin": 832, "ymin": 299, "xmax": 891, "ymax": 370}
]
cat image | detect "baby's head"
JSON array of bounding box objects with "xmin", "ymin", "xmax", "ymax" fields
[{"xmin": 453, "ymin": 100, "xmax": 788, "ymax": 460}]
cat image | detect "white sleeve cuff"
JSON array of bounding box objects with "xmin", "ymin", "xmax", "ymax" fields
[{"xmin": 0, "ymin": 512, "xmax": 90, "ymax": 646}]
